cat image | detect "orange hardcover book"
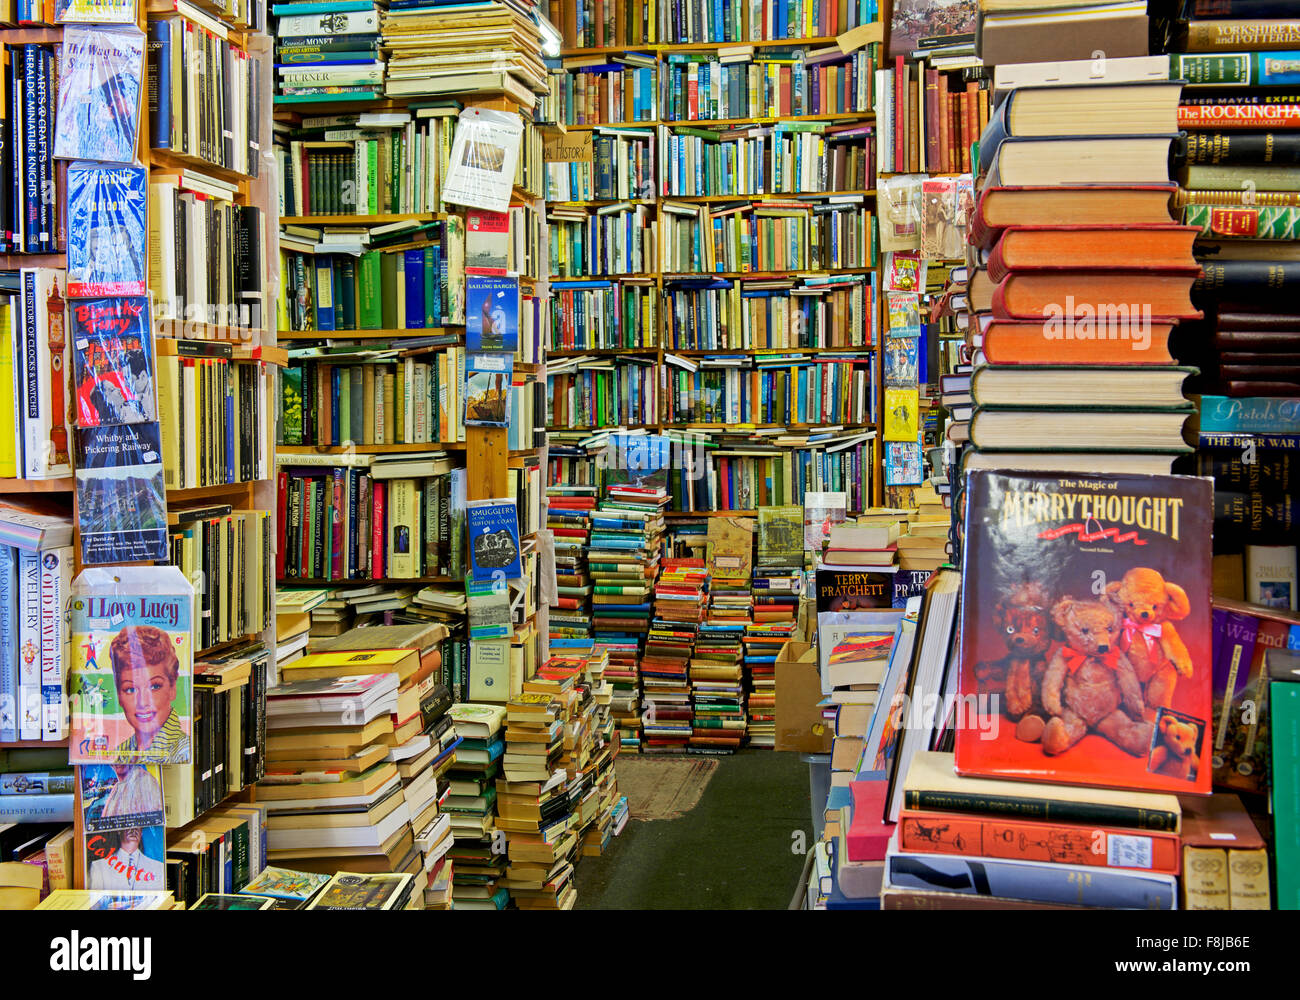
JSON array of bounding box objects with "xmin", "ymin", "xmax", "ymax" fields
[
  {"xmin": 986, "ymin": 226, "xmax": 1200, "ymax": 283},
  {"xmin": 899, "ymin": 810, "xmax": 1181, "ymax": 874},
  {"xmin": 972, "ymin": 184, "xmax": 1178, "ymax": 250},
  {"xmin": 980, "ymin": 319, "xmax": 1176, "ymax": 366},
  {"xmin": 991, "ymin": 270, "xmax": 1203, "ymax": 321}
]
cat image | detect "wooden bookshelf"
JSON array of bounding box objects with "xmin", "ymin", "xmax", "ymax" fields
[
  {"xmin": 280, "ymin": 212, "xmax": 444, "ymax": 225},
  {"xmin": 0, "ymin": 477, "xmax": 75, "ymax": 493}
]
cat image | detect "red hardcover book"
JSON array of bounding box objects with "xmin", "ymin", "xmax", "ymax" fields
[
  {"xmin": 276, "ymin": 471, "xmax": 289, "ymax": 580},
  {"xmin": 985, "ymin": 225, "xmax": 1200, "ymax": 283},
  {"xmin": 965, "ymin": 82, "xmax": 979, "ymax": 171},
  {"xmin": 980, "ymin": 318, "xmax": 1176, "ymax": 366},
  {"xmin": 956, "ymin": 471, "xmax": 1214, "ymax": 795},
  {"xmin": 991, "ymin": 270, "xmax": 1203, "ymax": 321},
  {"xmin": 925, "ymin": 69, "xmax": 940, "ymax": 172},
  {"xmin": 1179, "ymin": 104, "xmax": 1300, "ymax": 129},
  {"xmin": 899, "ymin": 810, "xmax": 1181, "ymax": 873},
  {"xmin": 972, "ymin": 184, "xmax": 1178, "ymax": 249},
  {"xmin": 847, "ymin": 780, "xmax": 894, "ymax": 862}
]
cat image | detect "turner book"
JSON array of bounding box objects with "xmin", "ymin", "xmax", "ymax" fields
[{"xmin": 956, "ymin": 470, "xmax": 1214, "ymax": 795}]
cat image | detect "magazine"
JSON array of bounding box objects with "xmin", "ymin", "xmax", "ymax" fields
[
  {"xmin": 464, "ymin": 208, "xmax": 510, "ymax": 275},
  {"xmin": 240, "ymin": 866, "xmax": 330, "ymax": 902},
  {"xmin": 54, "ymin": 26, "xmax": 145, "ymax": 164},
  {"xmin": 803, "ymin": 491, "xmax": 847, "ymax": 556},
  {"xmin": 68, "ymin": 566, "xmax": 193, "ymax": 766},
  {"xmin": 884, "ymin": 442, "xmax": 924, "ymax": 486},
  {"xmin": 756, "ymin": 505, "xmax": 803, "ymax": 570},
  {"xmin": 55, "ymin": 0, "xmax": 136, "ymax": 23},
  {"xmin": 304, "ymin": 871, "xmax": 413, "ymax": 910},
  {"xmin": 465, "ymin": 498, "xmax": 522, "ymax": 582},
  {"xmin": 442, "ymin": 108, "xmax": 524, "ymax": 213},
  {"xmin": 79, "ymin": 762, "xmax": 165, "ymax": 833},
  {"xmin": 463, "ymin": 352, "xmax": 512, "ymax": 427},
  {"xmin": 66, "ymin": 164, "xmax": 147, "ymax": 296},
  {"xmin": 956, "ymin": 471, "xmax": 1214, "ymax": 794},
  {"xmin": 74, "ymin": 421, "xmax": 168, "ymax": 564},
  {"xmin": 83, "ymin": 824, "xmax": 167, "ymax": 893},
  {"xmin": 70, "ymin": 296, "xmax": 155, "ymax": 427},
  {"xmin": 883, "ymin": 336, "xmax": 919, "ymax": 387},
  {"xmin": 465, "ymin": 274, "xmax": 519, "ymax": 353}
]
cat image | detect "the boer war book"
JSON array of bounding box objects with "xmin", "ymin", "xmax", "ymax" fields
[{"xmin": 956, "ymin": 470, "xmax": 1213, "ymax": 794}]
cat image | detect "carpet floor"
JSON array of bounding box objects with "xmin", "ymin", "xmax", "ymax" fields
[{"xmin": 574, "ymin": 749, "xmax": 814, "ymax": 910}]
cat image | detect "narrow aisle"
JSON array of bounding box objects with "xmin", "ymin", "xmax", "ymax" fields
[{"xmin": 576, "ymin": 751, "xmax": 814, "ymax": 910}]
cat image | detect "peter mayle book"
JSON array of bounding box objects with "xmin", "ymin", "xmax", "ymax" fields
[{"xmin": 956, "ymin": 470, "xmax": 1214, "ymax": 795}]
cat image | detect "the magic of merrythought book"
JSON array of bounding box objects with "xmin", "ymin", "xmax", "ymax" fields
[{"xmin": 956, "ymin": 470, "xmax": 1213, "ymax": 795}]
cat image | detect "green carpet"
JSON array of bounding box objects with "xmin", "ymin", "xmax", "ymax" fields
[{"xmin": 575, "ymin": 750, "xmax": 814, "ymax": 910}]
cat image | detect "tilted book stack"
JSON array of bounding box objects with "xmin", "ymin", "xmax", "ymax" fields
[
  {"xmin": 443, "ymin": 702, "xmax": 508, "ymax": 910},
  {"xmin": 964, "ymin": 70, "xmax": 1201, "ymax": 473},
  {"xmin": 547, "ymin": 482, "xmax": 597, "ymax": 641}
]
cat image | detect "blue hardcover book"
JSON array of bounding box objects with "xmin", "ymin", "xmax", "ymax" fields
[
  {"xmin": 73, "ymin": 421, "xmax": 169, "ymax": 564},
  {"xmin": 330, "ymin": 365, "xmax": 341, "ymax": 444},
  {"xmin": 36, "ymin": 47, "xmax": 51, "ymax": 253},
  {"xmin": 314, "ymin": 259, "xmax": 334, "ymax": 330},
  {"xmin": 67, "ymin": 164, "xmax": 148, "ymax": 297},
  {"xmin": 0, "ymin": 546, "xmax": 15, "ymax": 742},
  {"xmin": 465, "ymin": 498, "xmax": 522, "ymax": 582},
  {"xmin": 465, "ymin": 274, "xmax": 518, "ymax": 352},
  {"xmin": 424, "ymin": 246, "xmax": 439, "ymax": 327},
  {"xmin": 53, "ymin": 26, "xmax": 145, "ymax": 164},
  {"xmin": 23, "ymin": 47, "xmax": 38, "ymax": 253},
  {"xmin": 403, "ymin": 248, "xmax": 425, "ymax": 328},
  {"xmin": 884, "ymin": 840, "xmax": 1177, "ymax": 909},
  {"xmin": 1199, "ymin": 395, "xmax": 1300, "ymax": 435},
  {"xmin": 271, "ymin": 0, "xmax": 375, "ymax": 12}
]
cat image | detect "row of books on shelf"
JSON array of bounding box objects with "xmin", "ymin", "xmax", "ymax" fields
[
  {"xmin": 661, "ymin": 354, "xmax": 876, "ymax": 425},
  {"xmin": 0, "ymin": 530, "xmax": 72, "ymax": 744},
  {"xmin": 658, "ymin": 196, "xmax": 875, "ymax": 273},
  {"xmin": 547, "ymin": 0, "xmax": 880, "ymax": 48},
  {"xmin": 875, "ymin": 61, "xmax": 989, "ymax": 175},
  {"xmin": 148, "ymin": 12, "xmax": 267, "ymax": 179},
  {"xmin": 3, "ymin": 43, "xmax": 63, "ymax": 257},
  {"xmin": 548, "ymin": 201, "xmax": 655, "ymax": 278},
  {"xmin": 279, "ymin": 348, "xmax": 547, "ymax": 447},
  {"xmin": 657, "ymin": 120, "xmax": 874, "ymax": 197},
  {"xmin": 546, "ymin": 127, "xmax": 654, "ymax": 203},
  {"xmin": 549, "ymin": 278, "xmax": 659, "ymax": 351}
]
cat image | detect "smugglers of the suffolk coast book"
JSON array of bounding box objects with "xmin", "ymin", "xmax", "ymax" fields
[
  {"xmin": 68, "ymin": 566, "xmax": 193, "ymax": 766},
  {"xmin": 956, "ymin": 470, "xmax": 1213, "ymax": 795}
]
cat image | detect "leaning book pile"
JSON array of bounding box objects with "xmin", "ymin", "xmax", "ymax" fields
[
  {"xmin": 965, "ymin": 67, "xmax": 1200, "ymax": 474},
  {"xmin": 443, "ymin": 702, "xmax": 508, "ymax": 910}
]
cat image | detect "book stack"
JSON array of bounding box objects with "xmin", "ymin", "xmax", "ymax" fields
[
  {"xmin": 975, "ymin": 1, "xmax": 1150, "ymax": 68},
  {"xmin": 274, "ymin": 0, "xmax": 389, "ymax": 103},
  {"xmin": 641, "ymin": 565, "xmax": 697, "ymax": 752},
  {"xmin": 885, "ymin": 752, "xmax": 1184, "ymax": 910},
  {"xmin": 689, "ymin": 621, "xmax": 747, "ymax": 755},
  {"xmin": 741, "ymin": 620, "xmax": 789, "ymax": 748},
  {"xmin": 443, "ymin": 702, "xmax": 509, "ymax": 910},
  {"xmin": 588, "ymin": 477, "xmax": 668, "ymax": 751},
  {"xmin": 257, "ymin": 669, "xmax": 418, "ymax": 880},
  {"xmin": 964, "ymin": 68, "xmax": 1200, "ymax": 473},
  {"xmin": 547, "ymin": 483, "xmax": 597, "ymax": 640},
  {"xmin": 0, "ymin": 501, "xmax": 75, "ymax": 744},
  {"xmin": 380, "ymin": 0, "xmax": 548, "ymax": 103},
  {"xmin": 821, "ymin": 521, "xmax": 899, "ymax": 572}
]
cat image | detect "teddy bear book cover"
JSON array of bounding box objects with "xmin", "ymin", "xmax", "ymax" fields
[{"xmin": 956, "ymin": 470, "xmax": 1213, "ymax": 795}]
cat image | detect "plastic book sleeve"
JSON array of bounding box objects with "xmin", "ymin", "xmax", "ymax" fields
[
  {"xmin": 54, "ymin": 26, "xmax": 145, "ymax": 165},
  {"xmin": 68, "ymin": 566, "xmax": 195, "ymax": 766},
  {"xmin": 442, "ymin": 108, "xmax": 525, "ymax": 214},
  {"xmin": 879, "ymin": 175, "xmax": 923, "ymax": 252}
]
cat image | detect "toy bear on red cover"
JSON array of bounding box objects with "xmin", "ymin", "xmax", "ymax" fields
[
  {"xmin": 1105, "ymin": 567, "xmax": 1194, "ymax": 718},
  {"xmin": 957, "ymin": 470, "xmax": 1213, "ymax": 795},
  {"xmin": 975, "ymin": 581, "xmax": 1053, "ymax": 743},
  {"xmin": 1040, "ymin": 596, "xmax": 1152, "ymax": 757}
]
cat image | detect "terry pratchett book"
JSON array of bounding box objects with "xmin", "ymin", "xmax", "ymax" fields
[
  {"xmin": 956, "ymin": 470, "xmax": 1213, "ymax": 795},
  {"xmin": 68, "ymin": 566, "xmax": 193, "ymax": 766}
]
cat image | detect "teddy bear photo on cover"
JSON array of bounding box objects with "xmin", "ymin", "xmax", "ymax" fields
[{"xmin": 957, "ymin": 470, "xmax": 1214, "ymax": 795}]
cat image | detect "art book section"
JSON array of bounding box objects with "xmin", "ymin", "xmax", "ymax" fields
[{"xmin": 1, "ymin": 0, "xmax": 1299, "ymax": 920}]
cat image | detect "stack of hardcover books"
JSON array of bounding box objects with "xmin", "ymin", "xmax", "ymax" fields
[
  {"xmin": 741, "ymin": 621, "xmax": 788, "ymax": 747},
  {"xmin": 645, "ymin": 558, "xmax": 705, "ymax": 752},
  {"xmin": 274, "ymin": 0, "xmax": 389, "ymax": 103},
  {"xmin": 443, "ymin": 702, "xmax": 508, "ymax": 910},
  {"xmin": 966, "ymin": 63, "xmax": 1201, "ymax": 474}
]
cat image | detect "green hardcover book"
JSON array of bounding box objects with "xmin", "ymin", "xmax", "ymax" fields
[
  {"xmin": 367, "ymin": 139, "xmax": 378, "ymax": 215},
  {"xmin": 281, "ymin": 367, "xmax": 303, "ymax": 445},
  {"xmin": 339, "ymin": 367, "xmax": 351, "ymax": 443},
  {"xmin": 359, "ymin": 251, "xmax": 383, "ymax": 329},
  {"xmin": 308, "ymin": 152, "xmax": 321, "ymax": 215},
  {"xmin": 391, "ymin": 133, "xmax": 400, "ymax": 214},
  {"xmin": 423, "ymin": 247, "xmax": 437, "ymax": 328},
  {"xmin": 394, "ymin": 361, "xmax": 406, "ymax": 445},
  {"xmin": 380, "ymin": 252, "xmax": 399, "ymax": 330},
  {"xmin": 1272, "ymin": 674, "xmax": 1300, "ymax": 910}
]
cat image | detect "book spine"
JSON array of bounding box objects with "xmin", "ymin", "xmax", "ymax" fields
[
  {"xmin": 0, "ymin": 547, "xmax": 15, "ymax": 742},
  {"xmin": 17, "ymin": 548, "xmax": 40, "ymax": 740},
  {"xmin": 39, "ymin": 545, "xmax": 70, "ymax": 741},
  {"xmin": 1183, "ymin": 846, "xmax": 1229, "ymax": 909},
  {"xmin": 1180, "ymin": 103, "xmax": 1300, "ymax": 129},
  {"xmin": 902, "ymin": 788, "xmax": 1181, "ymax": 832}
]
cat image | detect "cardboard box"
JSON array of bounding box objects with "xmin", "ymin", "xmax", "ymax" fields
[{"xmin": 775, "ymin": 640, "xmax": 833, "ymax": 753}]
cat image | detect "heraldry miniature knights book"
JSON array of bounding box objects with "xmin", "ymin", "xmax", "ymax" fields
[{"xmin": 956, "ymin": 471, "xmax": 1214, "ymax": 796}]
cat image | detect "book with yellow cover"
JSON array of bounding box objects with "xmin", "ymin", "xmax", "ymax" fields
[
  {"xmin": 279, "ymin": 648, "xmax": 421, "ymax": 684},
  {"xmin": 883, "ymin": 388, "xmax": 920, "ymax": 442}
]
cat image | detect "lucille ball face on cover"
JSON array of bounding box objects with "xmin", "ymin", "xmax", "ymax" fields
[{"xmin": 110, "ymin": 626, "xmax": 179, "ymax": 751}]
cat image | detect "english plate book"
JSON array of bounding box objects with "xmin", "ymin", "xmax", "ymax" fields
[
  {"xmin": 66, "ymin": 164, "xmax": 147, "ymax": 297},
  {"xmin": 956, "ymin": 470, "xmax": 1214, "ymax": 795},
  {"xmin": 70, "ymin": 296, "xmax": 155, "ymax": 427},
  {"xmin": 68, "ymin": 565, "xmax": 194, "ymax": 766}
]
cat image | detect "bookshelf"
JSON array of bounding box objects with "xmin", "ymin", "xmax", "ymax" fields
[
  {"xmin": 0, "ymin": 0, "xmax": 281, "ymax": 893},
  {"xmin": 539, "ymin": 20, "xmax": 888, "ymax": 513}
]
